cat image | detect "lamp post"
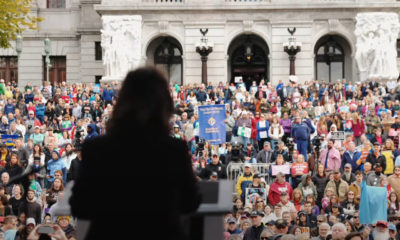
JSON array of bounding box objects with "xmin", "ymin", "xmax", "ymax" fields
[
  {"xmin": 44, "ymin": 37, "xmax": 51, "ymax": 83},
  {"xmin": 283, "ymin": 28, "xmax": 302, "ymax": 76},
  {"xmin": 16, "ymin": 35, "xmax": 23, "ymax": 83},
  {"xmin": 195, "ymin": 29, "xmax": 213, "ymax": 85}
]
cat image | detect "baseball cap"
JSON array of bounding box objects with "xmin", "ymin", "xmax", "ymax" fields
[
  {"xmin": 26, "ymin": 218, "xmax": 36, "ymax": 226},
  {"xmin": 333, "ymin": 169, "xmax": 340, "ymax": 174},
  {"xmin": 263, "ymin": 141, "xmax": 270, "ymax": 146},
  {"xmin": 376, "ymin": 220, "xmax": 388, "ymax": 228},
  {"xmin": 243, "ymin": 206, "xmax": 252, "ymax": 213},
  {"xmin": 250, "ymin": 211, "xmax": 264, "ymax": 217},
  {"xmin": 298, "ymin": 211, "xmax": 307, "ymax": 217},
  {"xmin": 266, "ymin": 220, "xmax": 275, "ymax": 226},
  {"xmin": 375, "ymin": 162, "xmax": 382, "ymax": 168},
  {"xmin": 344, "ymin": 163, "xmax": 352, "ymax": 168},
  {"xmin": 280, "ymin": 191, "xmax": 288, "ymax": 196},
  {"xmin": 373, "ymin": 142, "xmax": 380, "ymax": 146},
  {"xmin": 389, "ymin": 223, "xmax": 397, "ymax": 231},
  {"xmin": 244, "ymin": 163, "xmax": 252, "ymax": 168},
  {"xmin": 253, "ymin": 173, "xmax": 261, "ymax": 179},
  {"xmin": 210, "ymin": 172, "xmax": 218, "ymax": 177},
  {"xmin": 275, "ymin": 219, "xmax": 288, "ymax": 228},
  {"xmin": 227, "ymin": 218, "xmax": 236, "ymax": 224}
]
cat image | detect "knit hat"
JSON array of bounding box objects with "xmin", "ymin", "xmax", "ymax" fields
[
  {"xmin": 52, "ymin": 150, "xmax": 61, "ymax": 159},
  {"xmin": 57, "ymin": 216, "xmax": 71, "ymax": 223}
]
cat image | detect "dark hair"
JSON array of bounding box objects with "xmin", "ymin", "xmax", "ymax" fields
[
  {"xmin": 354, "ymin": 170, "xmax": 362, "ymax": 176},
  {"xmin": 107, "ymin": 67, "xmax": 173, "ymax": 136},
  {"xmin": 344, "ymin": 231, "xmax": 363, "ymax": 240}
]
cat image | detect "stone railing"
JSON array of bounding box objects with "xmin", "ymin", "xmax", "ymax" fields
[
  {"xmin": 225, "ymin": 0, "xmax": 269, "ymax": 2},
  {"xmin": 141, "ymin": 0, "xmax": 184, "ymax": 3}
]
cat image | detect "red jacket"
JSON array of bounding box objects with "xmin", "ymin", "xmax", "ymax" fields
[
  {"xmin": 251, "ymin": 117, "xmax": 260, "ymax": 139},
  {"xmin": 268, "ymin": 181, "xmax": 293, "ymax": 206},
  {"xmin": 352, "ymin": 120, "xmax": 365, "ymax": 138}
]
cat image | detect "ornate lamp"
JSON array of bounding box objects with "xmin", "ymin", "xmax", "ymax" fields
[
  {"xmin": 283, "ymin": 28, "xmax": 302, "ymax": 75},
  {"xmin": 195, "ymin": 29, "xmax": 214, "ymax": 85}
]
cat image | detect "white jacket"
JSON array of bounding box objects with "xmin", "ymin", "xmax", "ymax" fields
[{"xmin": 268, "ymin": 123, "xmax": 284, "ymax": 140}]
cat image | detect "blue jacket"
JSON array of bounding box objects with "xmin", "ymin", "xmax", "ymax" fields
[
  {"xmin": 256, "ymin": 120, "xmax": 269, "ymax": 141},
  {"xmin": 196, "ymin": 91, "xmax": 207, "ymax": 102},
  {"xmin": 3, "ymin": 104, "xmax": 15, "ymax": 115},
  {"xmin": 35, "ymin": 104, "xmax": 46, "ymax": 117},
  {"xmin": 24, "ymin": 93, "xmax": 34, "ymax": 104},
  {"xmin": 47, "ymin": 153, "xmax": 67, "ymax": 183},
  {"xmin": 341, "ymin": 150, "xmax": 361, "ymax": 172},
  {"xmin": 85, "ymin": 124, "xmax": 99, "ymax": 140},
  {"xmin": 291, "ymin": 123, "xmax": 310, "ymax": 141},
  {"xmin": 303, "ymin": 118, "xmax": 315, "ymax": 134},
  {"xmin": 102, "ymin": 88, "xmax": 114, "ymax": 102}
]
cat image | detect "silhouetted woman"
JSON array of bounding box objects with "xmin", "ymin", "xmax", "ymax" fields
[{"xmin": 70, "ymin": 67, "xmax": 200, "ymax": 240}]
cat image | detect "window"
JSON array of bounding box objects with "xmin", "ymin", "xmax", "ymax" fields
[
  {"xmin": 95, "ymin": 42, "xmax": 102, "ymax": 61},
  {"xmin": 43, "ymin": 56, "xmax": 66, "ymax": 84},
  {"xmin": 154, "ymin": 38, "xmax": 183, "ymax": 85},
  {"xmin": 0, "ymin": 57, "xmax": 18, "ymax": 83},
  {"xmin": 315, "ymin": 38, "xmax": 345, "ymax": 82},
  {"xmin": 47, "ymin": 0, "xmax": 66, "ymax": 8}
]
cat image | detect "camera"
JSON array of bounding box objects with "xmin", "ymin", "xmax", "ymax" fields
[
  {"xmin": 287, "ymin": 138, "xmax": 295, "ymax": 161},
  {"xmin": 231, "ymin": 141, "xmax": 243, "ymax": 162},
  {"xmin": 313, "ymin": 136, "xmax": 323, "ymax": 147},
  {"xmin": 196, "ymin": 138, "xmax": 205, "ymax": 158}
]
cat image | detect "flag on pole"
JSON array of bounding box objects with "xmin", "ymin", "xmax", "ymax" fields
[{"xmin": 359, "ymin": 181, "xmax": 387, "ymax": 224}]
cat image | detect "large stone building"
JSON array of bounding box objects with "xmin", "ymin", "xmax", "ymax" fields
[{"xmin": 1, "ymin": 0, "xmax": 400, "ymax": 87}]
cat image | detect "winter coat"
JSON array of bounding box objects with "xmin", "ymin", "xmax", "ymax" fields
[
  {"xmin": 268, "ymin": 123, "xmax": 284, "ymax": 140},
  {"xmin": 341, "ymin": 150, "xmax": 361, "ymax": 173},
  {"xmin": 236, "ymin": 173, "xmax": 253, "ymax": 199},
  {"xmin": 319, "ymin": 147, "xmax": 341, "ymax": 171},
  {"xmin": 325, "ymin": 179, "xmax": 349, "ymax": 202},
  {"xmin": 256, "ymin": 120, "xmax": 269, "ymax": 141},
  {"xmin": 268, "ymin": 180, "xmax": 293, "ymax": 206},
  {"xmin": 297, "ymin": 175, "xmax": 318, "ymax": 200}
]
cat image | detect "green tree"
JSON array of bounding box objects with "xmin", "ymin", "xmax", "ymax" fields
[{"xmin": 0, "ymin": 0, "xmax": 43, "ymax": 49}]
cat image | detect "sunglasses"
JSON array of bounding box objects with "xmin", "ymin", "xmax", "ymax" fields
[{"xmin": 261, "ymin": 238, "xmax": 269, "ymax": 240}]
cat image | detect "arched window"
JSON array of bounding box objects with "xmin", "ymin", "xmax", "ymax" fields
[
  {"xmin": 151, "ymin": 37, "xmax": 183, "ymax": 85},
  {"xmin": 315, "ymin": 37, "xmax": 345, "ymax": 82},
  {"xmin": 227, "ymin": 34, "xmax": 269, "ymax": 90}
]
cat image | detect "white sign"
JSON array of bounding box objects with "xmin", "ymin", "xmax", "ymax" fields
[
  {"xmin": 331, "ymin": 131, "xmax": 345, "ymax": 141},
  {"xmin": 234, "ymin": 76, "xmax": 243, "ymax": 83}
]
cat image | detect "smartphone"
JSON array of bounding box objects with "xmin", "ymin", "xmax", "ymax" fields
[{"xmin": 37, "ymin": 225, "xmax": 54, "ymax": 234}]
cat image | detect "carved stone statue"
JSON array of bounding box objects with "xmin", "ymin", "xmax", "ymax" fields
[
  {"xmin": 355, "ymin": 13, "xmax": 400, "ymax": 82},
  {"xmin": 101, "ymin": 15, "xmax": 142, "ymax": 82}
]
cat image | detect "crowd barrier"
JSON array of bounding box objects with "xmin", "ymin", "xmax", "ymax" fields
[{"xmin": 226, "ymin": 162, "xmax": 272, "ymax": 187}]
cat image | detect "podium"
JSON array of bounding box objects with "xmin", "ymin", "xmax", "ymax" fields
[{"xmin": 189, "ymin": 180, "xmax": 233, "ymax": 240}]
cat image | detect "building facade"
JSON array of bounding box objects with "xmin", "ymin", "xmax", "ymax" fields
[{"xmin": 1, "ymin": 0, "xmax": 400, "ymax": 87}]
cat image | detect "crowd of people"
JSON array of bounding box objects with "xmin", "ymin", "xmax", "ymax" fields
[
  {"xmin": 0, "ymin": 79, "xmax": 117, "ymax": 240},
  {"xmin": 168, "ymin": 76, "xmax": 400, "ymax": 240},
  {"xmin": 0, "ymin": 72, "xmax": 398, "ymax": 240}
]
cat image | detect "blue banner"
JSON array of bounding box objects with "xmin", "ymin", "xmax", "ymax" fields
[
  {"xmin": 359, "ymin": 181, "xmax": 388, "ymax": 224},
  {"xmin": 198, "ymin": 105, "xmax": 226, "ymax": 145}
]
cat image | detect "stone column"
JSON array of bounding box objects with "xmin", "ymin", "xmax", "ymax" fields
[{"xmin": 101, "ymin": 15, "xmax": 142, "ymax": 82}]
